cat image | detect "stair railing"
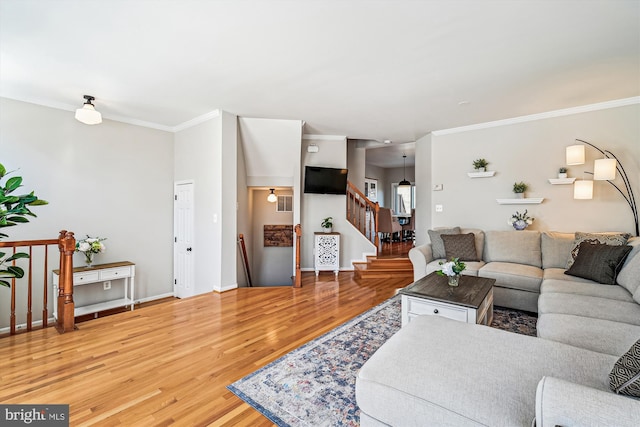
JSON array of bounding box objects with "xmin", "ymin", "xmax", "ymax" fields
[
  {"xmin": 293, "ymin": 224, "xmax": 301, "ymax": 288},
  {"xmin": 346, "ymin": 181, "xmax": 379, "ymax": 250},
  {"xmin": 238, "ymin": 234, "xmax": 253, "ymax": 287},
  {"xmin": 0, "ymin": 230, "xmax": 75, "ymax": 335}
]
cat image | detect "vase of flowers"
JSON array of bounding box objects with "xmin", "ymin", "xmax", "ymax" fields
[
  {"xmin": 437, "ymin": 257, "xmax": 466, "ymax": 286},
  {"xmin": 508, "ymin": 210, "xmax": 534, "ymax": 231},
  {"xmin": 75, "ymin": 235, "xmax": 107, "ymax": 267}
]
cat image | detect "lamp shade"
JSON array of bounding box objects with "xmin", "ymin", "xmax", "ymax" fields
[
  {"xmin": 574, "ymin": 180, "xmax": 593, "ymax": 199},
  {"xmin": 75, "ymin": 95, "xmax": 102, "ymax": 125},
  {"xmin": 593, "ymin": 158, "xmax": 616, "ymax": 181},
  {"xmin": 267, "ymin": 189, "xmax": 277, "ymax": 203},
  {"xmin": 566, "ymin": 145, "xmax": 585, "ymax": 165},
  {"xmin": 398, "ymin": 179, "xmax": 411, "ymax": 188}
]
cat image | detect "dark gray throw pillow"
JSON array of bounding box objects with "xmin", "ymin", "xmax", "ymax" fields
[
  {"xmin": 428, "ymin": 227, "xmax": 461, "ymax": 259},
  {"xmin": 564, "ymin": 242, "xmax": 632, "ymax": 285},
  {"xmin": 609, "ymin": 339, "xmax": 640, "ymax": 398},
  {"xmin": 441, "ymin": 233, "xmax": 479, "ymax": 262}
]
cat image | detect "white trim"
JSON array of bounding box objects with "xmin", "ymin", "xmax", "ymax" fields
[
  {"xmin": 302, "ymin": 134, "xmax": 346, "ymax": 141},
  {"xmin": 214, "ymin": 283, "xmax": 239, "ymax": 293},
  {"xmin": 136, "ymin": 292, "xmax": 175, "ymax": 303},
  {"xmin": 351, "ymin": 251, "xmax": 377, "ymax": 265},
  {"xmin": 433, "ymin": 97, "xmax": 640, "ymax": 136},
  {"xmin": 0, "ymin": 317, "xmax": 56, "ymax": 335},
  {"xmin": 172, "ymin": 109, "xmax": 221, "ymax": 132}
]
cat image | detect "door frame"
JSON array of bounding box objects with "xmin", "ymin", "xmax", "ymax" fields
[{"xmin": 174, "ymin": 180, "xmax": 195, "ymax": 298}]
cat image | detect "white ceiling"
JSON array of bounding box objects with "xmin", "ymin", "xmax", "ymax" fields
[{"xmin": 1, "ymin": 0, "xmax": 639, "ymax": 150}]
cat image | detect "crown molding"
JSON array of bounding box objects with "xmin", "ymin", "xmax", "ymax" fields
[
  {"xmin": 172, "ymin": 109, "xmax": 221, "ymax": 132},
  {"xmin": 432, "ymin": 97, "xmax": 640, "ymax": 136},
  {"xmin": 302, "ymin": 134, "xmax": 346, "ymax": 141}
]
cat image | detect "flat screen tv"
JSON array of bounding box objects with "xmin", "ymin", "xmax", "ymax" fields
[{"xmin": 304, "ymin": 166, "xmax": 348, "ymax": 195}]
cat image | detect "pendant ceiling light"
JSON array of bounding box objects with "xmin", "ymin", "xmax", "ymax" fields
[
  {"xmin": 399, "ymin": 154, "xmax": 411, "ymax": 187},
  {"xmin": 267, "ymin": 189, "xmax": 277, "ymax": 203},
  {"xmin": 75, "ymin": 95, "xmax": 102, "ymax": 125}
]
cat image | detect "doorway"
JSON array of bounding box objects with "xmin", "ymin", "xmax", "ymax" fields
[{"xmin": 174, "ymin": 181, "xmax": 195, "ymax": 298}]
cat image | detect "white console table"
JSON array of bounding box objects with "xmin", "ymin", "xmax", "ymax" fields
[
  {"xmin": 53, "ymin": 261, "xmax": 135, "ymax": 319},
  {"xmin": 314, "ymin": 232, "xmax": 340, "ymax": 278}
]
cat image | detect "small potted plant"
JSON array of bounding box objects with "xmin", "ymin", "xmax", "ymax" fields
[
  {"xmin": 558, "ymin": 167, "xmax": 568, "ymax": 179},
  {"xmin": 513, "ymin": 181, "xmax": 528, "ymax": 198},
  {"xmin": 321, "ymin": 217, "xmax": 333, "ymax": 233},
  {"xmin": 472, "ymin": 158, "xmax": 489, "ymax": 172},
  {"xmin": 508, "ymin": 210, "xmax": 534, "ymax": 231}
]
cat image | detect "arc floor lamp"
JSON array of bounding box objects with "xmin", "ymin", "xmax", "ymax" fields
[{"xmin": 567, "ymin": 138, "xmax": 638, "ymax": 236}]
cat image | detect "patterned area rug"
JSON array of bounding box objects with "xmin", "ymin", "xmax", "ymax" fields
[{"xmin": 227, "ymin": 296, "xmax": 537, "ymax": 426}]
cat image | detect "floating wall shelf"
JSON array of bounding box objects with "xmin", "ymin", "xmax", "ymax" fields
[
  {"xmin": 467, "ymin": 171, "xmax": 496, "ymax": 178},
  {"xmin": 548, "ymin": 178, "xmax": 576, "ymax": 185},
  {"xmin": 496, "ymin": 198, "xmax": 544, "ymax": 205}
]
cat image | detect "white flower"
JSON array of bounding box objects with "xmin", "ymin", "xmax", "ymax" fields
[
  {"xmin": 99, "ymin": 243, "xmax": 106, "ymax": 252},
  {"xmin": 78, "ymin": 242, "xmax": 91, "ymax": 252},
  {"xmin": 526, "ymin": 218, "xmax": 533, "ymax": 225},
  {"xmin": 440, "ymin": 261, "xmax": 455, "ymax": 276}
]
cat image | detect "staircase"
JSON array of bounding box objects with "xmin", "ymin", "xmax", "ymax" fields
[{"xmin": 353, "ymin": 255, "xmax": 414, "ymax": 282}]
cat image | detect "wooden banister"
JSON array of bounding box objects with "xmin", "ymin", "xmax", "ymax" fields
[
  {"xmin": 346, "ymin": 181, "xmax": 380, "ymax": 250},
  {"xmin": 238, "ymin": 234, "xmax": 252, "ymax": 287},
  {"xmin": 0, "ymin": 230, "xmax": 75, "ymax": 335},
  {"xmin": 293, "ymin": 224, "xmax": 301, "ymax": 288},
  {"xmin": 56, "ymin": 230, "xmax": 76, "ymax": 333}
]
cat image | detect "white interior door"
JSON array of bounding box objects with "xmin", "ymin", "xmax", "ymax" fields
[{"xmin": 174, "ymin": 181, "xmax": 195, "ymax": 298}]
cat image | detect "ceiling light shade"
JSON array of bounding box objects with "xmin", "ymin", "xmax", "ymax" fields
[
  {"xmin": 75, "ymin": 95, "xmax": 102, "ymax": 125},
  {"xmin": 574, "ymin": 180, "xmax": 593, "ymax": 200},
  {"xmin": 399, "ymin": 154, "xmax": 411, "ymax": 187},
  {"xmin": 566, "ymin": 145, "xmax": 585, "ymax": 165},
  {"xmin": 593, "ymin": 158, "xmax": 617, "ymax": 181},
  {"xmin": 267, "ymin": 189, "xmax": 277, "ymax": 203}
]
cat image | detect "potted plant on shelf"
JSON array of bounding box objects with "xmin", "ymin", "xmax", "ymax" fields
[
  {"xmin": 558, "ymin": 167, "xmax": 568, "ymax": 179},
  {"xmin": 472, "ymin": 158, "xmax": 489, "ymax": 172},
  {"xmin": 513, "ymin": 181, "xmax": 528, "ymax": 199},
  {"xmin": 321, "ymin": 217, "xmax": 333, "ymax": 233}
]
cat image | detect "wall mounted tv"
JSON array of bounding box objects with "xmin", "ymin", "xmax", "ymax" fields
[{"xmin": 304, "ymin": 166, "xmax": 348, "ymax": 195}]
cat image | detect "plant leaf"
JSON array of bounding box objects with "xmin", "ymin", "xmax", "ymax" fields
[
  {"xmin": 0, "ymin": 163, "xmax": 5, "ymax": 178},
  {"xmin": 28, "ymin": 199, "xmax": 48, "ymax": 206},
  {"xmin": 0, "ymin": 280, "xmax": 11, "ymax": 288},
  {"xmin": 6, "ymin": 252, "xmax": 30, "ymax": 261},
  {"xmin": 6, "ymin": 216, "xmax": 29, "ymax": 223},
  {"xmin": 7, "ymin": 266, "xmax": 24, "ymax": 278},
  {"xmin": 5, "ymin": 176, "xmax": 23, "ymax": 192}
]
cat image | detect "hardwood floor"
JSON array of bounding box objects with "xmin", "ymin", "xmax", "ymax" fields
[{"xmin": 0, "ymin": 272, "xmax": 411, "ymax": 426}]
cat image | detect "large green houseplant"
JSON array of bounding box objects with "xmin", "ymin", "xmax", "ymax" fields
[{"xmin": 0, "ymin": 162, "xmax": 48, "ymax": 287}]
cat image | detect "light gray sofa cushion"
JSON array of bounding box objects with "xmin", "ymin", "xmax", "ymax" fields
[
  {"xmin": 537, "ymin": 313, "xmax": 640, "ymax": 356},
  {"xmin": 635, "ymin": 286, "xmax": 640, "ymax": 305},
  {"xmin": 484, "ymin": 230, "xmax": 542, "ymax": 267},
  {"xmin": 538, "ymin": 293, "xmax": 640, "ymax": 326},
  {"xmin": 617, "ymin": 243, "xmax": 640, "ymax": 296},
  {"xmin": 543, "ymin": 268, "xmax": 596, "ymax": 283},
  {"xmin": 541, "ymin": 279, "xmax": 634, "ymax": 302},
  {"xmin": 479, "ymin": 261, "xmax": 542, "ymax": 293},
  {"xmin": 541, "ymin": 231, "xmax": 575, "ymax": 269},
  {"xmin": 428, "ymin": 227, "xmax": 461, "ymax": 259},
  {"xmin": 356, "ymin": 316, "xmax": 617, "ymax": 427}
]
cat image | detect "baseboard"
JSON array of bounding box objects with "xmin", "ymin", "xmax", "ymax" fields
[
  {"xmin": 0, "ymin": 317, "xmax": 56, "ymax": 335},
  {"xmin": 351, "ymin": 251, "xmax": 377, "ymax": 265},
  {"xmin": 136, "ymin": 292, "xmax": 175, "ymax": 304}
]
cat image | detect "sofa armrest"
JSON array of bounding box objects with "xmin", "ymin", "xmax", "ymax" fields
[
  {"xmin": 408, "ymin": 244, "xmax": 433, "ymax": 282},
  {"xmin": 536, "ymin": 376, "xmax": 640, "ymax": 427}
]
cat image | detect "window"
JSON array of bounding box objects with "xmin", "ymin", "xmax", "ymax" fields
[
  {"xmin": 276, "ymin": 195, "xmax": 293, "ymax": 212},
  {"xmin": 391, "ymin": 183, "xmax": 415, "ymax": 214}
]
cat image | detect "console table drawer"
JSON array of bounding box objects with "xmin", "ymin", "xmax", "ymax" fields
[
  {"xmin": 405, "ymin": 297, "xmax": 468, "ymax": 323},
  {"xmin": 100, "ymin": 267, "xmax": 131, "ymax": 280},
  {"xmin": 73, "ymin": 272, "xmax": 100, "ymax": 285}
]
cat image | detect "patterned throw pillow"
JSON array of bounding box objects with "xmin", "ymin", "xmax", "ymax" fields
[
  {"xmin": 441, "ymin": 233, "xmax": 479, "ymax": 261},
  {"xmin": 566, "ymin": 232, "xmax": 630, "ymax": 268},
  {"xmin": 428, "ymin": 227, "xmax": 461, "ymax": 259},
  {"xmin": 609, "ymin": 339, "xmax": 640, "ymax": 397},
  {"xmin": 564, "ymin": 242, "xmax": 632, "ymax": 284}
]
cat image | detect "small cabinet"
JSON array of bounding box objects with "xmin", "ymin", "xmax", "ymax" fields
[
  {"xmin": 314, "ymin": 232, "xmax": 340, "ymax": 278},
  {"xmin": 53, "ymin": 261, "xmax": 135, "ymax": 319}
]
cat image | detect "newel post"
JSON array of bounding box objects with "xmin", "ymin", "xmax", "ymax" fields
[
  {"xmin": 56, "ymin": 230, "xmax": 76, "ymax": 333},
  {"xmin": 294, "ymin": 224, "xmax": 302, "ymax": 288}
]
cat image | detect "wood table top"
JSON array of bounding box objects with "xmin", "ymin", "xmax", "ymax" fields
[
  {"xmin": 399, "ymin": 272, "xmax": 495, "ymax": 309},
  {"xmin": 53, "ymin": 261, "xmax": 134, "ymax": 275}
]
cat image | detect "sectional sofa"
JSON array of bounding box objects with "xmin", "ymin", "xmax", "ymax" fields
[{"xmin": 356, "ymin": 228, "xmax": 640, "ymax": 426}]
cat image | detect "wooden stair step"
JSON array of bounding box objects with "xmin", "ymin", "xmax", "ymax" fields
[{"xmin": 353, "ymin": 262, "xmax": 413, "ymax": 280}]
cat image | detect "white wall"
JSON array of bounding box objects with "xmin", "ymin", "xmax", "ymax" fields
[
  {"xmin": 302, "ymin": 137, "xmax": 376, "ymax": 270},
  {"xmin": 414, "ymin": 133, "xmax": 433, "ymax": 245},
  {"xmin": 1, "ymin": 97, "xmax": 174, "ymax": 327},
  {"xmin": 427, "ymin": 104, "xmax": 639, "ymax": 235}
]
